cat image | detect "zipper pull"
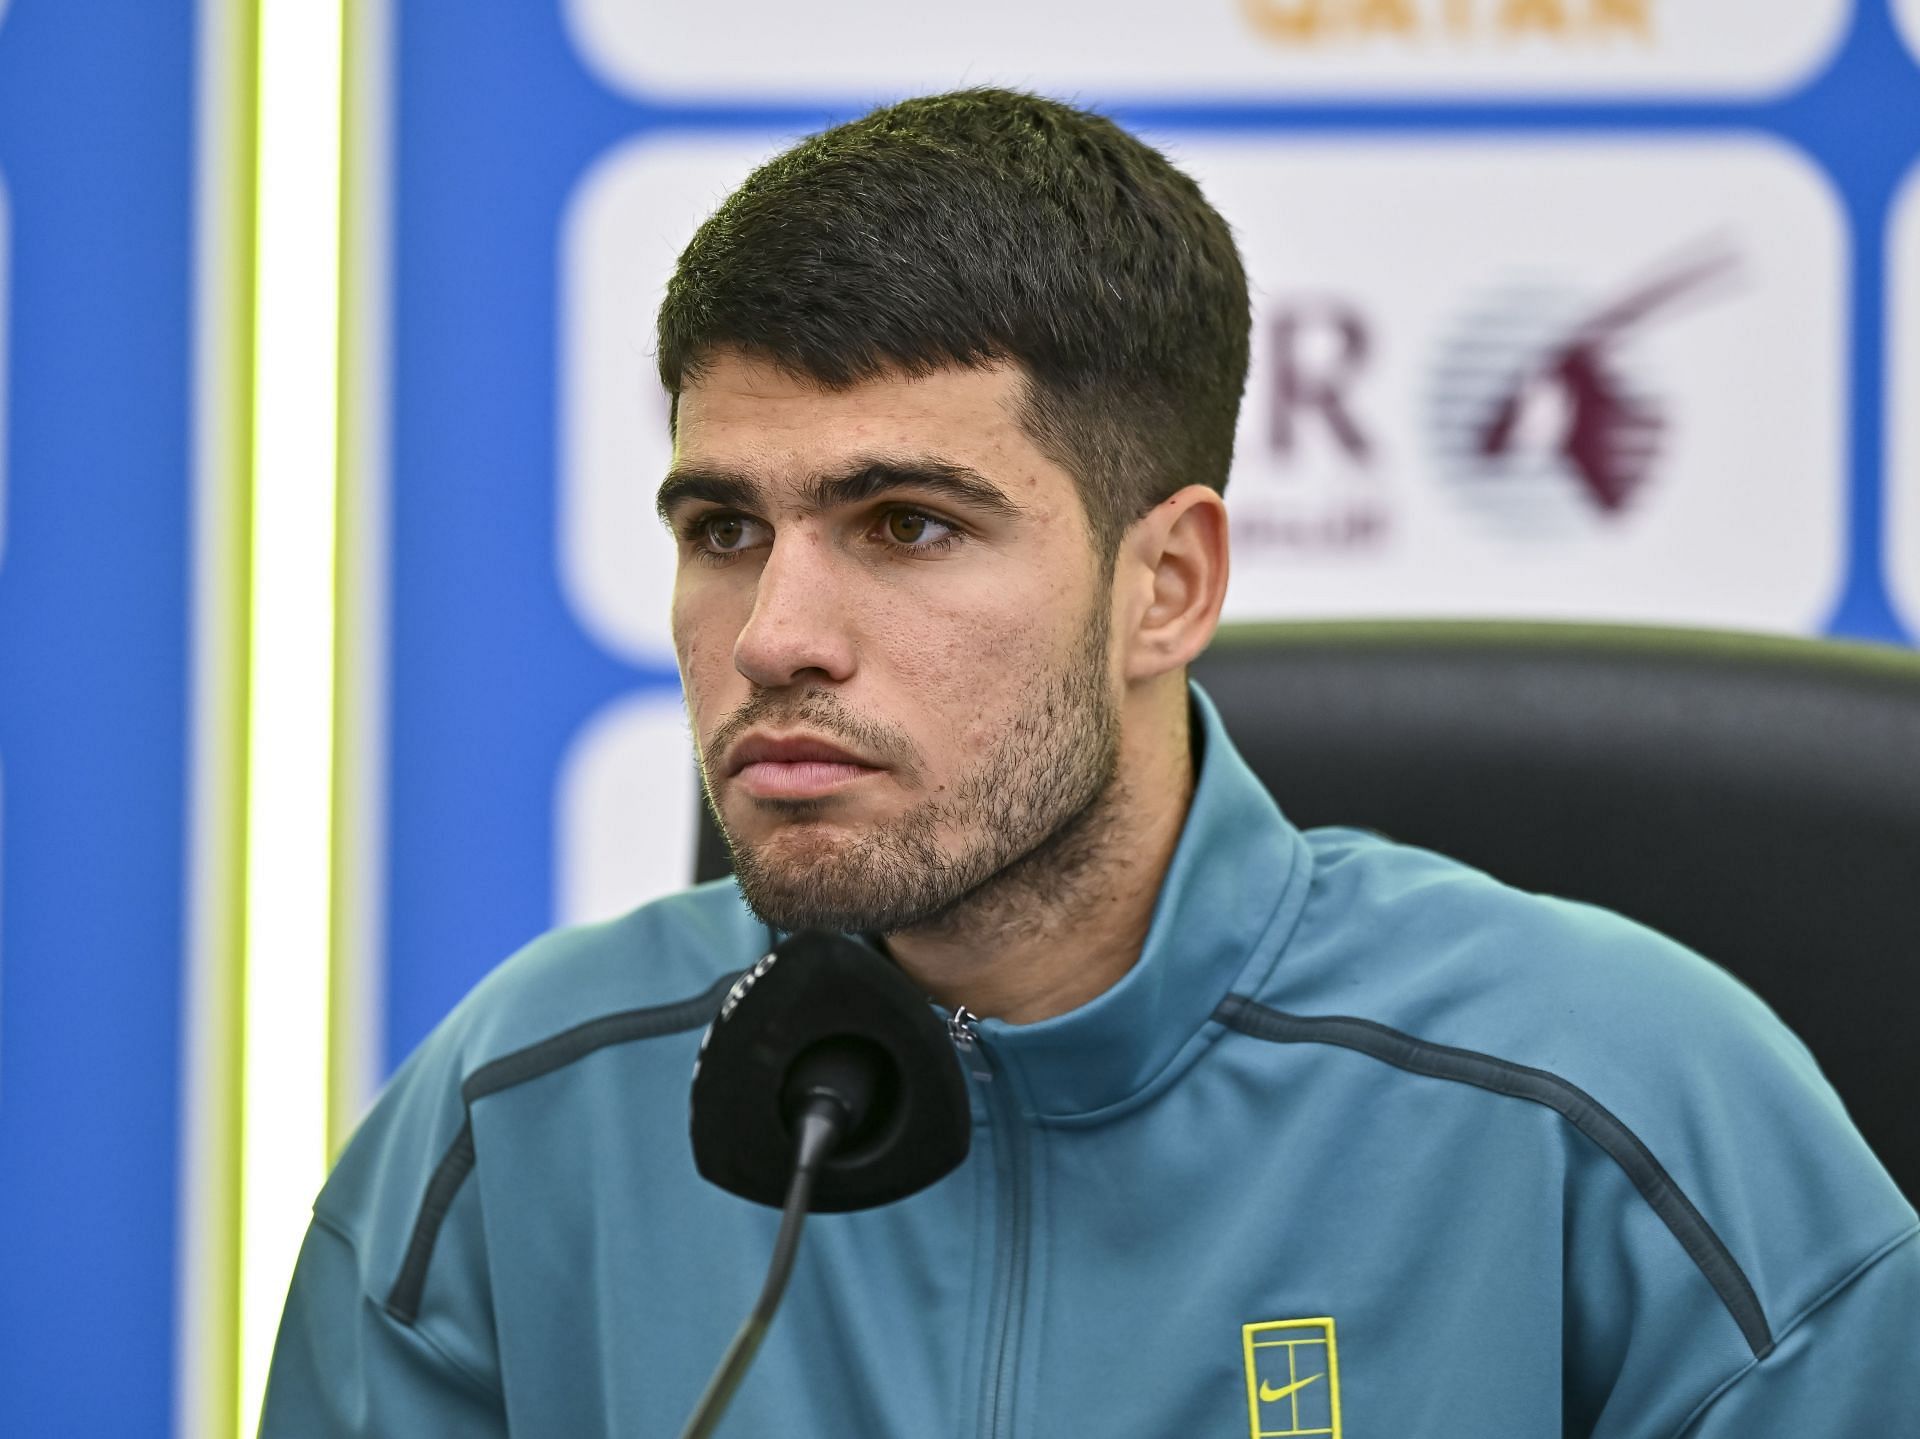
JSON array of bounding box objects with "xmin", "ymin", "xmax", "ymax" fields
[
  {"xmin": 947, "ymin": 1004, "xmax": 994, "ymax": 1081},
  {"xmin": 947, "ymin": 1004, "xmax": 981, "ymax": 1050}
]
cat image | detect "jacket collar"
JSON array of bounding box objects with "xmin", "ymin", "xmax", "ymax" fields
[{"xmin": 970, "ymin": 683, "xmax": 1313, "ymax": 1121}]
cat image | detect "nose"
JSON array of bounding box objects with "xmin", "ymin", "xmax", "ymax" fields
[{"xmin": 731, "ymin": 530, "xmax": 858, "ymax": 689}]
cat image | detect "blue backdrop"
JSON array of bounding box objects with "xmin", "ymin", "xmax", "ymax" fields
[{"xmin": 0, "ymin": 0, "xmax": 200, "ymax": 1432}]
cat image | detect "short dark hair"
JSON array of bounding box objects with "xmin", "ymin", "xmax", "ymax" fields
[{"xmin": 656, "ymin": 88, "xmax": 1251, "ymax": 555}]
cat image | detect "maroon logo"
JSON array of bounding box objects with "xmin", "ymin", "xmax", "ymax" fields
[
  {"xmin": 1237, "ymin": 298, "xmax": 1391, "ymax": 555},
  {"xmin": 1269, "ymin": 299, "xmax": 1374, "ymax": 464},
  {"xmin": 1431, "ymin": 242, "xmax": 1739, "ymax": 531}
]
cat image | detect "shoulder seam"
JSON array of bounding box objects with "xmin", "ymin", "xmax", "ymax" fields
[
  {"xmin": 1214, "ymin": 994, "xmax": 1774, "ymax": 1358},
  {"xmin": 382, "ymin": 970, "xmax": 741, "ymax": 1325},
  {"xmin": 306, "ymin": 1208, "xmax": 505, "ymax": 1401},
  {"xmin": 460, "ymin": 969, "xmax": 747, "ymax": 1103},
  {"xmin": 1667, "ymin": 1224, "xmax": 1920, "ymax": 1438}
]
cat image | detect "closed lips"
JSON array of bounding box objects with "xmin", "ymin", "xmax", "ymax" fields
[{"xmin": 726, "ymin": 735, "xmax": 880, "ymax": 774}]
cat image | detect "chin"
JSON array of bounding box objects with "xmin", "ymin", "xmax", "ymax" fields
[
  {"xmin": 729, "ymin": 813, "xmax": 868, "ymax": 875},
  {"xmin": 729, "ymin": 789, "xmax": 901, "ymax": 840}
]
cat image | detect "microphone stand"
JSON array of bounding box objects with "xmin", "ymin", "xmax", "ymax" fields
[{"xmin": 676, "ymin": 1095, "xmax": 845, "ymax": 1439}]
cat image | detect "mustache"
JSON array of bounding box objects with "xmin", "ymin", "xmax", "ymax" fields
[{"xmin": 704, "ymin": 689, "xmax": 924, "ymax": 785}]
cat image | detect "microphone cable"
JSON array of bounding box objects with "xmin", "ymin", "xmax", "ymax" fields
[{"xmin": 676, "ymin": 1093, "xmax": 845, "ymax": 1439}]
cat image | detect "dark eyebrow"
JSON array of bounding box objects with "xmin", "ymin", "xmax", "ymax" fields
[
  {"xmin": 800, "ymin": 460, "xmax": 1023, "ymax": 519},
  {"xmin": 655, "ymin": 467, "xmax": 764, "ymax": 525},
  {"xmin": 656, "ymin": 458, "xmax": 1024, "ymax": 527}
]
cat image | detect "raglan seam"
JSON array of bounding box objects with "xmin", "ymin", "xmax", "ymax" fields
[
  {"xmin": 1213, "ymin": 995, "xmax": 1773, "ymax": 1357},
  {"xmin": 380, "ymin": 970, "xmax": 743, "ymax": 1326},
  {"xmin": 308, "ymin": 1208, "xmax": 506, "ymax": 1403},
  {"xmin": 1666, "ymin": 1224, "xmax": 1920, "ymax": 1439},
  {"xmin": 458, "ymin": 969, "xmax": 745, "ymax": 1104}
]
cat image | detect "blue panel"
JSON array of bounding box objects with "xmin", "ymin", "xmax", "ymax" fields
[
  {"xmin": 379, "ymin": 1, "xmax": 1920, "ymax": 1075},
  {"xmin": 0, "ymin": 1, "xmax": 198, "ymax": 1433}
]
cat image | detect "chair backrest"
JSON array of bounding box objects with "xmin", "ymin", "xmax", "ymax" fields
[{"xmin": 694, "ymin": 621, "xmax": 1920, "ymax": 1200}]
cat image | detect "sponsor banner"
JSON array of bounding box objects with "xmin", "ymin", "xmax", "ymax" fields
[
  {"xmin": 0, "ymin": 2, "xmax": 227, "ymax": 1434},
  {"xmin": 564, "ymin": 135, "xmax": 1846, "ymax": 639},
  {"xmin": 564, "ymin": 0, "xmax": 1850, "ymax": 102},
  {"xmin": 1887, "ymin": 161, "xmax": 1920, "ymax": 636}
]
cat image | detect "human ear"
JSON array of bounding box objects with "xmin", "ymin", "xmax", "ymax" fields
[{"xmin": 1115, "ymin": 484, "xmax": 1230, "ymax": 683}]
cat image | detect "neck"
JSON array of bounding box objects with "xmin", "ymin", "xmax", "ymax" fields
[{"xmin": 884, "ymin": 686, "xmax": 1195, "ymax": 1026}]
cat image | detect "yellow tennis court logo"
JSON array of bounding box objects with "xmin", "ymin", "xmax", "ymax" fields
[{"xmin": 1243, "ymin": 1317, "xmax": 1342, "ymax": 1438}]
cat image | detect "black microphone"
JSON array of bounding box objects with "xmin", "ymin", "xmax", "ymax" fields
[{"xmin": 678, "ymin": 932, "xmax": 973, "ymax": 1438}]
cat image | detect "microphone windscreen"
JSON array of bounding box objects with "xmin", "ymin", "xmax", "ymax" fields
[{"xmin": 689, "ymin": 932, "xmax": 973, "ymax": 1211}]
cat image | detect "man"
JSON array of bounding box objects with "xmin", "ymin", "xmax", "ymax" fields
[{"xmin": 263, "ymin": 90, "xmax": 1918, "ymax": 1435}]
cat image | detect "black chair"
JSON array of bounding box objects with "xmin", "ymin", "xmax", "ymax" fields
[{"xmin": 696, "ymin": 621, "xmax": 1920, "ymax": 1200}]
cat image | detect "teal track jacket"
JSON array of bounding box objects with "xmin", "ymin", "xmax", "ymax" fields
[{"xmin": 263, "ymin": 690, "xmax": 1919, "ymax": 1437}]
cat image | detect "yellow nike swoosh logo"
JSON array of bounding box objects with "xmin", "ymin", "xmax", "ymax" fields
[{"xmin": 1259, "ymin": 1373, "xmax": 1322, "ymax": 1404}]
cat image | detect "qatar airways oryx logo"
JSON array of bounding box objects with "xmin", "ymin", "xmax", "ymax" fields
[{"xmin": 1427, "ymin": 243, "xmax": 1740, "ymax": 539}]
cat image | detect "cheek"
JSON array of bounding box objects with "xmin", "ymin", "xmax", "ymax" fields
[
  {"xmin": 871, "ymin": 571, "xmax": 1087, "ymax": 758},
  {"xmin": 671, "ymin": 587, "xmax": 743, "ymax": 728}
]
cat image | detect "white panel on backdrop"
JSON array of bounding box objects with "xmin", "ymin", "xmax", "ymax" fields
[
  {"xmin": 1887, "ymin": 161, "xmax": 1920, "ymax": 636},
  {"xmin": 555, "ymin": 689, "xmax": 701, "ymax": 926},
  {"xmin": 1897, "ymin": 0, "xmax": 1920, "ymax": 70},
  {"xmin": 564, "ymin": 133, "xmax": 1845, "ymax": 640},
  {"xmin": 564, "ymin": 0, "xmax": 1847, "ymax": 103},
  {"xmin": 560, "ymin": 136, "xmax": 788, "ymax": 666},
  {"xmin": 1185, "ymin": 138, "xmax": 1847, "ymax": 630}
]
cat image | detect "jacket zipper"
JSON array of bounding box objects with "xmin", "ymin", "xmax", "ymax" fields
[{"xmin": 950, "ymin": 1008, "xmax": 1030, "ymax": 1439}]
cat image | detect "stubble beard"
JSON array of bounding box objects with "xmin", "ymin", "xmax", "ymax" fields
[{"xmin": 703, "ymin": 611, "xmax": 1122, "ymax": 939}]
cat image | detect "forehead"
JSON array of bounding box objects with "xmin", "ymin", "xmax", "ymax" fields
[{"xmin": 671, "ymin": 351, "xmax": 1077, "ymax": 507}]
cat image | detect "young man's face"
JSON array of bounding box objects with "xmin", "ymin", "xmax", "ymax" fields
[{"xmin": 662, "ymin": 350, "xmax": 1122, "ymax": 934}]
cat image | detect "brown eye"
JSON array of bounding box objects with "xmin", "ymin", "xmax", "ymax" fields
[
  {"xmin": 705, "ymin": 516, "xmax": 745, "ymax": 549},
  {"xmin": 886, "ymin": 511, "xmax": 929, "ymax": 544}
]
